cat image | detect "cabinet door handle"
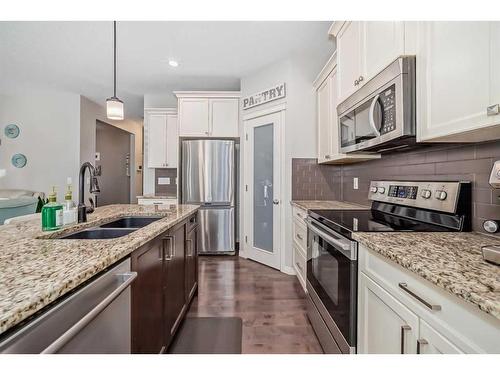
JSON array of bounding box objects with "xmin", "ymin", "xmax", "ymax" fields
[
  {"xmin": 325, "ymin": 155, "xmax": 331, "ymax": 159},
  {"xmin": 417, "ymin": 338, "xmax": 428, "ymax": 354},
  {"xmin": 487, "ymin": 104, "xmax": 499, "ymax": 116},
  {"xmin": 354, "ymin": 79, "xmax": 359, "ymax": 86},
  {"xmin": 163, "ymin": 235, "xmax": 174, "ymax": 261},
  {"xmin": 186, "ymin": 238, "xmax": 193, "ymax": 257},
  {"xmin": 398, "ymin": 283, "xmax": 441, "ymax": 311},
  {"xmin": 400, "ymin": 325, "xmax": 411, "ymax": 354},
  {"xmin": 296, "ymin": 233, "xmax": 303, "ymax": 240},
  {"xmin": 358, "ymin": 75, "xmax": 364, "ymax": 83},
  {"xmin": 296, "ymin": 213, "xmax": 302, "ymax": 219}
]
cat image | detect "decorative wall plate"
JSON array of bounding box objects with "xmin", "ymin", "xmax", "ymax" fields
[
  {"xmin": 11, "ymin": 153, "xmax": 27, "ymax": 168},
  {"xmin": 4, "ymin": 124, "xmax": 20, "ymax": 139}
]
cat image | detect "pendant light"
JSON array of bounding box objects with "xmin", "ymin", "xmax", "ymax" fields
[{"xmin": 106, "ymin": 21, "xmax": 124, "ymax": 120}]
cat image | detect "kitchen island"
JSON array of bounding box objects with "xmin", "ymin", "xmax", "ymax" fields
[{"xmin": 0, "ymin": 204, "xmax": 199, "ymax": 342}]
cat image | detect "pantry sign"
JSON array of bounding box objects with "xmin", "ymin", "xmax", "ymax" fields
[{"xmin": 242, "ymin": 83, "xmax": 286, "ymax": 110}]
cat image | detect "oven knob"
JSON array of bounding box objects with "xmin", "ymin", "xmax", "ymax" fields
[
  {"xmin": 370, "ymin": 186, "xmax": 378, "ymax": 193},
  {"xmin": 421, "ymin": 189, "xmax": 432, "ymax": 199},
  {"xmin": 377, "ymin": 187, "xmax": 386, "ymax": 194},
  {"xmin": 435, "ymin": 190, "xmax": 447, "ymax": 200}
]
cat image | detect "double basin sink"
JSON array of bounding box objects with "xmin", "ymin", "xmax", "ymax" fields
[{"xmin": 58, "ymin": 217, "xmax": 162, "ymax": 240}]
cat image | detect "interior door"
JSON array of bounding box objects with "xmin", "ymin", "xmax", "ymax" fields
[
  {"xmin": 95, "ymin": 120, "xmax": 132, "ymax": 205},
  {"xmin": 244, "ymin": 111, "xmax": 282, "ymax": 270}
]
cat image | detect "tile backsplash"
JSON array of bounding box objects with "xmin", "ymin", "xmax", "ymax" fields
[
  {"xmin": 292, "ymin": 140, "xmax": 500, "ymax": 235},
  {"xmin": 154, "ymin": 168, "xmax": 177, "ymax": 197}
]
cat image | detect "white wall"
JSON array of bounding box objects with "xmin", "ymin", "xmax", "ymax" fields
[
  {"xmin": 239, "ymin": 51, "xmax": 332, "ymax": 272},
  {"xmin": 0, "ymin": 89, "xmax": 80, "ymax": 201},
  {"xmin": 80, "ymin": 96, "xmax": 143, "ymax": 202}
]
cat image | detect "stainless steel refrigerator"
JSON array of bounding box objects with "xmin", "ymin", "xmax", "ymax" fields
[{"xmin": 181, "ymin": 139, "xmax": 236, "ymax": 254}]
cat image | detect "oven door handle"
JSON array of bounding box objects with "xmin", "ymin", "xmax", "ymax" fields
[
  {"xmin": 307, "ymin": 219, "xmax": 357, "ymax": 260},
  {"xmin": 369, "ymin": 94, "xmax": 382, "ymax": 137}
]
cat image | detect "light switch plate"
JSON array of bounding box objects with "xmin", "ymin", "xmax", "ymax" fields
[
  {"xmin": 353, "ymin": 177, "xmax": 359, "ymax": 190},
  {"xmin": 158, "ymin": 177, "xmax": 170, "ymax": 185}
]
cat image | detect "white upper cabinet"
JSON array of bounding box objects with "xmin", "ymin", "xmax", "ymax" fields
[
  {"xmin": 333, "ymin": 21, "xmax": 405, "ymax": 103},
  {"xmin": 416, "ymin": 22, "xmax": 499, "ymax": 142},
  {"xmin": 209, "ymin": 98, "xmax": 240, "ymax": 137},
  {"xmin": 362, "ymin": 21, "xmax": 405, "ymax": 80},
  {"xmin": 317, "ymin": 73, "xmax": 333, "ymax": 163},
  {"xmin": 176, "ymin": 92, "xmax": 240, "ymax": 138},
  {"xmin": 145, "ymin": 109, "xmax": 178, "ymax": 169},
  {"xmin": 336, "ymin": 22, "xmax": 363, "ymax": 102},
  {"xmin": 178, "ymin": 98, "xmax": 210, "ymax": 137}
]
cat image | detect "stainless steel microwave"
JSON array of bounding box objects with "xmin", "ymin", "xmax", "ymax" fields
[{"xmin": 337, "ymin": 56, "xmax": 416, "ymax": 154}]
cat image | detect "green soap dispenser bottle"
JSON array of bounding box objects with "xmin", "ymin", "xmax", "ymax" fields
[{"xmin": 41, "ymin": 186, "xmax": 63, "ymax": 231}]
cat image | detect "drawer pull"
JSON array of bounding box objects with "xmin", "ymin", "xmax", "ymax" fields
[
  {"xmin": 296, "ymin": 213, "xmax": 302, "ymax": 218},
  {"xmin": 398, "ymin": 282, "xmax": 441, "ymax": 311},
  {"xmin": 417, "ymin": 338, "xmax": 428, "ymax": 354},
  {"xmin": 296, "ymin": 233, "xmax": 303, "ymax": 240},
  {"xmin": 400, "ymin": 325, "xmax": 411, "ymax": 354}
]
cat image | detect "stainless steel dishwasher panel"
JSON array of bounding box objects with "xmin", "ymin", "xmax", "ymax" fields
[{"xmin": 0, "ymin": 258, "xmax": 136, "ymax": 354}]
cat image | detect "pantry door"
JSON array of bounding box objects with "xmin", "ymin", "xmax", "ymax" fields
[{"xmin": 243, "ymin": 110, "xmax": 282, "ymax": 270}]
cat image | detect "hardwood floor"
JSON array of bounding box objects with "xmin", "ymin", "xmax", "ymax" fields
[{"xmin": 186, "ymin": 256, "xmax": 323, "ymax": 354}]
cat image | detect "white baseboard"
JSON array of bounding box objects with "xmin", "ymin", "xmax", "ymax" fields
[{"xmin": 281, "ymin": 265, "xmax": 296, "ymax": 275}]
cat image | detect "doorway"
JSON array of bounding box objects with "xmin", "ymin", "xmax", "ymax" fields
[
  {"xmin": 243, "ymin": 109, "xmax": 283, "ymax": 270},
  {"xmin": 95, "ymin": 120, "xmax": 134, "ymax": 205}
]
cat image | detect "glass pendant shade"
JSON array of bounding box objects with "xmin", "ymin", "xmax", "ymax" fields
[{"xmin": 106, "ymin": 97, "xmax": 124, "ymax": 120}]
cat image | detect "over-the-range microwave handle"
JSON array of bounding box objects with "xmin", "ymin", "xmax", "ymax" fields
[{"xmin": 369, "ymin": 94, "xmax": 382, "ymax": 137}]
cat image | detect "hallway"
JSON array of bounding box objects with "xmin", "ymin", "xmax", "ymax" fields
[{"xmin": 187, "ymin": 256, "xmax": 323, "ymax": 354}]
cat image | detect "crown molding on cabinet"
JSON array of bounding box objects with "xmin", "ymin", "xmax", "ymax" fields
[
  {"xmin": 313, "ymin": 51, "xmax": 337, "ymax": 89},
  {"xmin": 144, "ymin": 107, "xmax": 178, "ymax": 114},
  {"xmin": 328, "ymin": 21, "xmax": 347, "ymax": 37},
  {"xmin": 173, "ymin": 91, "xmax": 241, "ymax": 98}
]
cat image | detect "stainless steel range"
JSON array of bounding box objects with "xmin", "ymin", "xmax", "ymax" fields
[{"xmin": 306, "ymin": 180, "xmax": 471, "ymax": 354}]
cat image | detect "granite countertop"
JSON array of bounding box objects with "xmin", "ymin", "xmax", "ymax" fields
[
  {"xmin": 291, "ymin": 200, "xmax": 369, "ymax": 211},
  {"xmin": 353, "ymin": 231, "xmax": 500, "ymax": 319},
  {"xmin": 0, "ymin": 203, "xmax": 199, "ymax": 335}
]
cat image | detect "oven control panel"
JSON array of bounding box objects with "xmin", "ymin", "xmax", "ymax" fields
[{"xmin": 368, "ymin": 180, "xmax": 467, "ymax": 214}]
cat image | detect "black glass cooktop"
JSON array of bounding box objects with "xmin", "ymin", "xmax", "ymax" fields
[{"xmin": 309, "ymin": 209, "xmax": 451, "ymax": 239}]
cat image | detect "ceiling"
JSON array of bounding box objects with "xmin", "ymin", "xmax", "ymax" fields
[{"xmin": 0, "ymin": 21, "xmax": 334, "ymax": 119}]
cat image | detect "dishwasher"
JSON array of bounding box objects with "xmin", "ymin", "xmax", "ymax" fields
[{"xmin": 0, "ymin": 258, "xmax": 137, "ymax": 354}]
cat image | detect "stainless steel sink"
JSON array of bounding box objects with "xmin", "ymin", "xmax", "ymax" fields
[
  {"xmin": 58, "ymin": 228, "xmax": 136, "ymax": 240},
  {"xmin": 99, "ymin": 216, "xmax": 162, "ymax": 229}
]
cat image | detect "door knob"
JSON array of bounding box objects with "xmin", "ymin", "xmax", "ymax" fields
[{"xmin": 273, "ymin": 199, "xmax": 280, "ymax": 205}]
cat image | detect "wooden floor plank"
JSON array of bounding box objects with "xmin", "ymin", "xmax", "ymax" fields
[{"xmin": 187, "ymin": 256, "xmax": 323, "ymax": 354}]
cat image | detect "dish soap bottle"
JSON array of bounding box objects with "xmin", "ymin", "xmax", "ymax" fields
[
  {"xmin": 63, "ymin": 177, "xmax": 77, "ymax": 226},
  {"xmin": 41, "ymin": 186, "xmax": 63, "ymax": 231}
]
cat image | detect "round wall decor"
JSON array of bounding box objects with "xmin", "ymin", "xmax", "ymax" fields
[
  {"xmin": 11, "ymin": 153, "xmax": 27, "ymax": 168},
  {"xmin": 4, "ymin": 124, "xmax": 20, "ymax": 139}
]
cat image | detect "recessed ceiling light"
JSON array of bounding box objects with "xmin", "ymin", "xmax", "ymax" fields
[{"xmin": 168, "ymin": 60, "xmax": 179, "ymax": 67}]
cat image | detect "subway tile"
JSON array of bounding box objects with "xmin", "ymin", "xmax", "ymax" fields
[
  {"xmin": 435, "ymin": 159, "xmax": 493, "ymax": 174},
  {"xmin": 475, "ymin": 140, "xmax": 500, "ymax": 159}
]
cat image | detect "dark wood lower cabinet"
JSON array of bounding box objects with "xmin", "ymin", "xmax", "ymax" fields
[
  {"xmin": 130, "ymin": 213, "xmax": 199, "ymax": 354},
  {"xmin": 163, "ymin": 221, "xmax": 186, "ymax": 348},
  {"xmin": 130, "ymin": 237, "xmax": 164, "ymax": 354},
  {"xmin": 185, "ymin": 216, "xmax": 198, "ymax": 301}
]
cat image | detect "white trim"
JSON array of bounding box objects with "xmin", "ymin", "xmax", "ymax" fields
[
  {"xmin": 144, "ymin": 107, "xmax": 177, "ymax": 114},
  {"xmin": 174, "ymin": 91, "xmax": 241, "ymax": 99},
  {"xmin": 313, "ymin": 51, "xmax": 337, "ymax": 88},
  {"xmin": 329, "ymin": 21, "xmax": 347, "ymax": 37},
  {"xmin": 281, "ymin": 266, "xmax": 296, "ymax": 276},
  {"xmin": 242, "ymin": 103, "xmax": 287, "ymax": 121}
]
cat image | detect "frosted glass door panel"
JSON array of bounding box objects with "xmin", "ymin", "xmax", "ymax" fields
[{"xmin": 253, "ymin": 123, "xmax": 274, "ymax": 252}]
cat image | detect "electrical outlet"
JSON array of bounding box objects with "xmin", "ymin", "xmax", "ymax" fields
[
  {"xmin": 158, "ymin": 177, "xmax": 170, "ymax": 185},
  {"xmin": 353, "ymin": 177, "xmax": 359, "ymax": 190}
]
